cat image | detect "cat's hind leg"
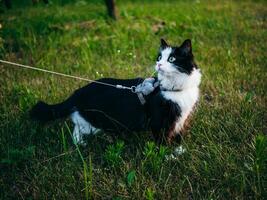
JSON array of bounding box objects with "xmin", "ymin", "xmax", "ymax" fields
[
  {"xmin": 72, "ymin": 124, "xmax": 85, "ymax": 146},
  {"xmin": 71, "ymin": 111, "xmax": 99, "ymax": 145}
]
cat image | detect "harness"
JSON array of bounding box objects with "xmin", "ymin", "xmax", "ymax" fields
[{"xmin": 134, "ymin": 78, "xmax": 181, "ymax": 105}]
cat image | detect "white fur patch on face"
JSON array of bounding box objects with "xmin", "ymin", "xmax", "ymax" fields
[
  {"xmin": 71, "ymin": 111, "xmax": 100, "ymax": 145},
  {"xmin": 155, "ymin": 47, "xmax": 177, "ymax": 74}
]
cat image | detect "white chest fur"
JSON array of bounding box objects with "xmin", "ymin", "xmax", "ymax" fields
[
  {"xmin": 158, "ymin": 68, "xmax": 201, "ymax": 133},
  {"xmin": 162, "ymin": 87, "xmax": 199, "ymax": 132}
]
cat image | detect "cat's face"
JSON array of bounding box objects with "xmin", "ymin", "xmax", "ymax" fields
[{"xmin": 155, "ymin": 39, "xmax": 197, "ymax": 75}]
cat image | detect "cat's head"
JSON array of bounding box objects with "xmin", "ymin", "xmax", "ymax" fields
[{"xmin": 155, "ymin": 39, "xmax": 201, "ymax": 90}]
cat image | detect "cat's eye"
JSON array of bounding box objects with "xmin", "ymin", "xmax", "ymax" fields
[
  {"xmin": 168, "ymin": 56, "xmax": 176, "ymax": 62},
  {"xmin": 157, "ymin": 55, "xmax": 162, "ymax": 61}
]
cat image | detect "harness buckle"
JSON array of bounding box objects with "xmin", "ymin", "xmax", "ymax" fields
[{"xmin": 130, "ymin": 86, "xmax": 136, "ymax": 93}]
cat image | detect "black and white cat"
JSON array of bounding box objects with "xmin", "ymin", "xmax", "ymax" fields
[{"xmin": 30, "ymin": 39, "xmax": 201, "ymax": 145}]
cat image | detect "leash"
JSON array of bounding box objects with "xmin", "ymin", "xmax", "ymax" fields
[{"xmin": 0, "ymin": 59, "xmax": 137, "ymax": 93}]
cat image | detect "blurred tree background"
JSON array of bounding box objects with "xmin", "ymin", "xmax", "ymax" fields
[{"xmin": 2, "ymin": 0, "xmax": 117, "ymax": 19}]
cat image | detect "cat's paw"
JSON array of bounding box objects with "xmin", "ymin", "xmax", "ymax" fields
[
  {"xmin": 165, "ymin": 145, "xmax": 186, "ymax": 161},
  {"xmin": 73, "ymin": 137, "xmax": 87, "ymax": 147},
  {"xmin": 173, "ymin": 145, "xmax": 186, "ymax": 156},
  {"xmin": 73, "ymin": 128, "xmax": 87, "ymax": 146}
]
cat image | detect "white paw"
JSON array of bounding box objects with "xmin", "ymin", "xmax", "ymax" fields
[
  {"xmin": 174, "ymin": 145, "xmax": 186, "ymax": 156},
  {"xmin": 73, "ymin": 126, "xmax": 87, "ymax": 146},
  {"xmin": 165, "ymin": 145, "xmax": 186, "ymax": 161},
  {"xmin": 73, "ymin": 135, "xmax": 87, "ymax": 146}
]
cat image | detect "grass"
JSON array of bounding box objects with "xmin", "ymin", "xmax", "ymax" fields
[{"xmin": 0, "ymin": 0, "xmax": 266, "ymax": 199}]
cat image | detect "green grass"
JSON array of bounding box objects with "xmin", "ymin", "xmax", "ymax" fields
[{"xmin": 0, "ymin": 0, "xmax": 266, "ymax": 199}]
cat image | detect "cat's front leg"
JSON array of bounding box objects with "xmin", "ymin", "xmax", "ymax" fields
[
  {"xmin": 166, "ymin": 131, "xmax": 182, "ymax": 144},
  {"xmin": 166, "ymin": 122, "xmax": 182, "ymax": 144},
  {"xmin": 151, "ymin": 129, "xmax": 165, "ymax": 144},
  {"xmin": 152, "ymin": 129, "xmax": 180, "ymax": 145},
  {"xmin": 151, "ymin": 117, "xmax": 178, "ymax": 145}
]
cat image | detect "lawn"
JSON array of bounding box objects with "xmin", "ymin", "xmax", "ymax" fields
[{"xmin": 0, "ymin": 0, "xmax": 266, "ymax": 199}]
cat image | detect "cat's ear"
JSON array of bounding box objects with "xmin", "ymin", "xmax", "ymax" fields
[
  {"xmin": 180, "ymin": 39, "xmax": 192, "ymax": 55},
  {"xmin": 160, "ymin": 38, "xmax": 168, "ymax": 49}
]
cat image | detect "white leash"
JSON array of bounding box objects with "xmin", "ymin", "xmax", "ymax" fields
[{"xmin": 0, "ymin": 59, "xmax": 136, "ymax": 92}]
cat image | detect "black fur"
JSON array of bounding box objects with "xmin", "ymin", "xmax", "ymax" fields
[
  {"xmin": 30, "ymin": 96, "xmax": 76, "ymax": 121},
  {"xmin": 30, "ymin": 77, "xmax": 181, "ymax": 141},
  {"xmin": 147, "ymin": 90, "xmax": 181, "ymax": 143}
]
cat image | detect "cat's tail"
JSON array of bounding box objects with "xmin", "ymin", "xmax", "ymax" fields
[{"xmin": 30, "ymin": 96, "xmax": 76, "ymax": 122}]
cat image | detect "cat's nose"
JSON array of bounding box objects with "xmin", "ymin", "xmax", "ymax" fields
[{"xmin": 158, "ymin": 64, "xmax": 162, "ymax": 68}]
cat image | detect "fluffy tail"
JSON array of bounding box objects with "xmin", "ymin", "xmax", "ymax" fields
[{"xmin": 30, "ymin": 97, "xmax": 75, "ymax": 122}]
